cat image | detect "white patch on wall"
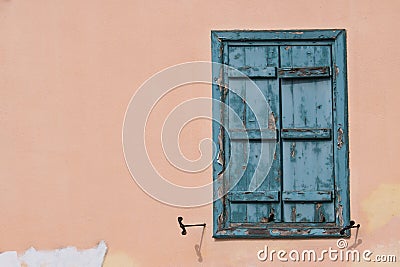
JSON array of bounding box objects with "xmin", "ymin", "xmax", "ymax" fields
[
  {"xmin": 0, "ymin": 241, "xmax": 107, "ymax": 267},
  {"xmin": 0, "ymin": 251, "xmax": 20, "ymax": 267}
]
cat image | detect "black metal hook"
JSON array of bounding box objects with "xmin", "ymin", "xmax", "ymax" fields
[
  {"xmin": 178, "ymin": 217, "xmax": 206, "ymax": 235},
  {"xmin": 340, "ymin": 220, "xmax": 360, "ymax": 235}
]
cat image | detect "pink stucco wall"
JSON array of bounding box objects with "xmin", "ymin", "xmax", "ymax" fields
[{"xmin": 1, "ymin": 0, "xmax": 399, "ymax": 266}]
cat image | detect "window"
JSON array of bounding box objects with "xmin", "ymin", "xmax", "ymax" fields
[{"xmin": 212, "ymin": 30, "xmax": 349, "ymax": 238}]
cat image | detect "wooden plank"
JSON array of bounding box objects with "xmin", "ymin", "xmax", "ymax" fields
[
  {"xmin": 221, "ymin": 42, "xmax": 231, "ymax": 229},
  {"xmin": 245, "ymin": 141, "xmax": 278, "ymax": 222},
  {"xmin": 251, "ymin": 77, "xmax": 281, "ymax": 223},
  {"xmin": 278, "ymin": 66, "xmax": 330, "ymax": 78},
  {"xmin": 244, "ymin": 47, "xmax": 272, "ymax": 128},
  {"xmin": 244, "ymin": 46, "xmax": 280, "ymax": 223},
  {"xmin": 227, "ymin": 40, "xmax": 333, "ymax": 46},
  {"xmin": 229, "ymin": 129, "xmax": 277, "ymax": 140},
  {"xmin": 332, "ymin": 30, "xmax": 350, "ymax": 229},
  {"xmin": 229, "ymin": 191, "xmax": 280, "ymax": 202},
  {"xmin": 281, "ymin": 79, "xmax": 332, "ymax": 129},
  {"xmin": 229, "ymin": 140, "xmax": 248, "ymax": 223},
  {"xmin": 211, "ymin": 33, "xmax": 225, "ymax": 233},
  {"xmin": 228, "ymin": 46, "xmax": 245, "ymax": 69},
  {"xmin": 228, "ymin": 82, "xmax": 248, "ymax": 223},
  {"xmin": 281, "ymin": 128, "xmax": 331, "ymax": 139},
  {"xmin": 228, "ymin": 46, "xmax": 248, "ymax": 223},
  {"xmin": 245, "ymin": 141, "xmax": 259, "ymax": 223},
  {"xmin": 283, "ymin": 191, "xmax": 333, "ymax": 202},
  {"xmin": 228, "ymin": 66, "xmax": 276, "ymax": 78},
  {"xmin": 228, "ymin": 79, "xmax": 246, "ymax": 129},
  {"xmin": 227, "ymin": 46, "xmax": 282, "ymax": 224},
  {"xmin": 280, "ymin": 45, "xmax": 331, "ymax": 68},
  {"xmin": 282, "ymin": 141, "xmax": 335, "ymax": 222},
  {"xmin": 212, "ymin": 30, "xmax": 343, "ymax": 41}
]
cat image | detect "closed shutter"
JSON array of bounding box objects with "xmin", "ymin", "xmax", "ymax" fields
[
  {"xmin": 280, "ymin": 45, "xmax": 335, "ymax": 223},
  {"xmin": 212, "ymin": 30, "xmax": 349, "ymax": 238},
  {"xmin": 226, "ymin": 46, "xmax": 281, "ymax": 223}
]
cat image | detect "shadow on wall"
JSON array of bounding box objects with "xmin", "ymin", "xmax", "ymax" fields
[
  {"xmin": 195, "ymin": 226, "xmax": 206, "ymax": 262},
  {"xmin": 177, "ymin": 216, "xmax": 207, "ymax": 262}
]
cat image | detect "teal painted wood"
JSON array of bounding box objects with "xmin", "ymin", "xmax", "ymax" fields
[
  {"xmin": 227, "ymin": 45, "xmax": 280, "ymax": 224},
  {"xmin": 227, "ymin": 47, "xmax": 248, "ymax": 223},
  {"xmin": 221, "ymin": 41, "xmax": 231, "ymax": 230},
  {"xmin": 247, "ymin": 46, "xmax": 279, "ymax": 224},
  {"xmin": 229, "ymin": 129, "xmax": 277, "ymax": 140},
  {"xmin": 252, "ymin": 80, "xmax": 281, "ymax": 223},
  {"xmin": 213, "ymin": 30, "xmax": 343, "ymax": 41},
  {"xmin": 281, "ymin": 128, "xmax": 331, "ymax": 139},
  {"xmin": 332, "ymin": 31, "xmax": 350, "ymax": 234},
  {"xmin": 212, "ymin": 33, "xmax": 225, "ymax": 235},
  {"xmin": 282, "ymin": 190, "xmax": 333, "ymax": 202},
  {"xmin": 229, "ymin": 191, "xmax": 280, "ymax": 202},
  {"xmin": 212, "ymin": 30, "xmax": 349, "ymax": 238},
  {"xmin": 281, "ymin": 44, "xmax": 335, "ymax": 223},
  {"xmin": 213, "ymin": 225, "xmax": 344, "ymax": 239},
  {"xmin": 228, "ymin": 66, "xmax": 276, "ymax": 78}
]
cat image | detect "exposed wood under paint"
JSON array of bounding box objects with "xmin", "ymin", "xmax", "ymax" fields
[
  {"xmin": 278, "ymin": 66, "xmax": 330, "ymax": 78},
  {"xmin": 282, "ymin": 190, "xmax": 333, "ymax": 202}
]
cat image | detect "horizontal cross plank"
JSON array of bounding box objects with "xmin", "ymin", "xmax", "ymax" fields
[
  {"xmin": 229, "ymin": 129, "xmax": 277, "ymax": 140},
  {"xmin": 228, "ymin": 66, "xmax": 276, "ymax": 78},
  {"xmin": 229, "ymin": 191, "xmax": 280, "ymax": 202},
  {"xmin": 278, "ymin": 66, "xmax": 330, "ymax": 78},
  {"xmin": 283, "ymin": 190, "xmax": 333, "ymax": 202},
  {"xmin": 281, "ymin": 128, "xmax": 331, "ymax": 139}
]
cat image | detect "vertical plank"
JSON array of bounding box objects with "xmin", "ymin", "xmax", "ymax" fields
[
  {"xmin": 228, "ymin": 46, "xmax": 245, "ymax": 69},
  {"xmin": 245, "ymin": 47, "xmax": 279, "ymax": 223},
  {"xmin": 282, "ymin": 79, "xmax": 332, "ymax": 128},
  {"xmin": 222, "ymin": 42, "xmax": 230, "ymax": 228},
  {"xmin": 229, "ymin": 139, "xmax": 248, "ymax": 222},
  {"xmin": 227, "ymin": 47, "xmax": 248, "ymax": 222},
  {"xmin": 252, "ymin": 80, "xmax": 281, "ymax": 223},
  {"xmin": 244, "ymin": 46, "xmax": 268, "ymax": 130},
  {"xmin": 212, "ymin": 32, "xmax": 224, "ymax": 234},
  {"xmin": 263, "ymin": 60, "xmax": 281, "ymax": 223},
  {"xmin": 228, "ymin": 46, "xmax": 247, "ymax": 222},
  {"xmin": 332, "ymin": 31, "xmax": 350, "ymax": 229},
  {"xmin": 246, "ymin": 141, "xmax": 260, "ymax": 223}
]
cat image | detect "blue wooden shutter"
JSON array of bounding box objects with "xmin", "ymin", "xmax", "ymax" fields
[
  {"xmin": 280, "ymin": 45, "xmax": 335, "ymax": 222},
  {"xmin": 212, "ymin": 30, "xmax": 349, "ymax": 238},
  {"xmin": 226, "ymin": 45, "xmax": 281, "ymax": 223}
]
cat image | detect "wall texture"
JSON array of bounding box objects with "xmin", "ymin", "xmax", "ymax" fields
[{"xmin": 1, "ymin": 0, "xmax": 399, "ymax": 266}]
